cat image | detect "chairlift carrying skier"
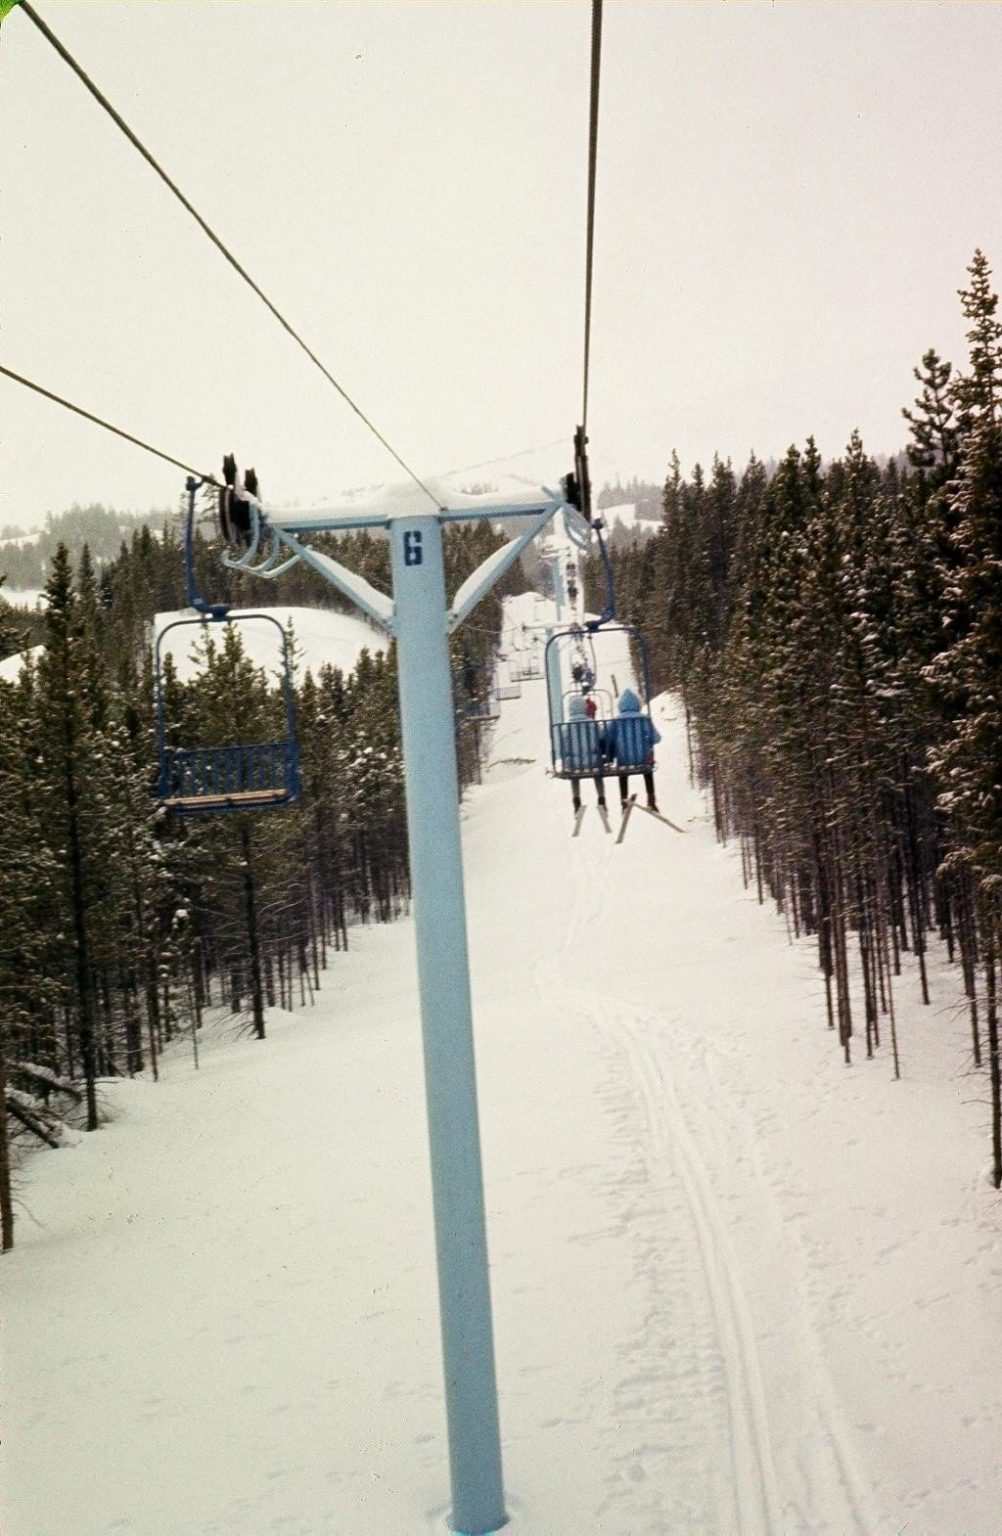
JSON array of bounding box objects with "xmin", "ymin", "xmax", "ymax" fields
[
  {"xmin": 561, "ymin": 692, "xmax": 607, "ymax": 814},
  {"xmin": 606, "ymin": 688, "xmax": 660, "ymax": 811}
]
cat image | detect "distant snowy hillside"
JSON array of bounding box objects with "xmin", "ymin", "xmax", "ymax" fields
[
  {"xmin": 153, "ymin": 605, "xmax": 386, "ymax": 682},
  {"xmin": 0, "ymin": 605, "xmax": 386, "ymax": 687},
  {"xmin": 0, "ymin": 587, "xmax": 45, "ymax": 608}
]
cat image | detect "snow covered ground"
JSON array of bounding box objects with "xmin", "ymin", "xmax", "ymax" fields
[
  {"xmin": 599, "ymin": 502, "xmax": 643, "ymax": 532},
  {"xmin": 0, "ymin": 642, "xmax": 43, "ymax": 682},
  {"xmin": 0, "ymin": 586, "xmax": 45, "ymax": 608},
  {"xmin": 0, "ymin": 587, "xmax": 47, "ymax": 684},
  {"xmin": 6, "ymin": 591, "xmax": 1001, "ymax": 1535},
  {"xmin": 597, "ymin": 503, "xmax": 659, "ymax": 537}
]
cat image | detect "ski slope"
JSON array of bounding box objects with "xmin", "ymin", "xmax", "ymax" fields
[{"xmin": 5, "ymin": 592, "xmax": 1002, "ymax": 1534}]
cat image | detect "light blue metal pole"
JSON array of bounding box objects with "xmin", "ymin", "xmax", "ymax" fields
[
  {"xmin": 545, "ymin": 628, "xmax": 563, "ymax": 731},
  {"xmin": 551, "ymin": 551, "xmax": 565, "ymax": 623},
  {"xmin": 389, "ymin": 514, "xmax": 507, "ymax": 1536}
]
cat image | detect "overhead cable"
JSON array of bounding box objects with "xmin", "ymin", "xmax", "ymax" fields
[
  {"xmin": 18, "ymin": 1, "xmax": 444, "ymax": 511},
  {"xmin": 0, "ymin": 363, "xmax": 219, "ymax": 484},
  {"xmin": 581, "ymin": 0, "xmax": 603, "ymax": 432},
  {"xmin": 436, "ymin": 437, "xmax": 567, "ymax": 480}
]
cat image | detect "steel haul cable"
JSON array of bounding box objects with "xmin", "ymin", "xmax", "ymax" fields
[
  {"xmin": 0, "ymin": 363, "xmax": 219, "ymax": 485},
  {"xmin": 581, "ymin": 0, "xmax": 603, "ymax": 434},
  {"xmin": 16, "ymin": 0, "xmax": 443, "ymax": 510},
  {"xmin": 565, "ymin": 0, "xmax": 603, "ymax": 526}
]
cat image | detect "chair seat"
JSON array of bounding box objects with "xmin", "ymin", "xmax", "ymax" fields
[{"xmin": 163, "ymin": 787, "xmax": 292, "ymax": 811}]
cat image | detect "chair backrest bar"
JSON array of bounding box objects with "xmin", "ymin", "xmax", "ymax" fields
[
  {"xmin": 159, "ymin": 740, "xmax": 300, "ymax": 811},
  {"xmin": 550, "ymin": 713, "xmax": 655, "ymax": 779}
]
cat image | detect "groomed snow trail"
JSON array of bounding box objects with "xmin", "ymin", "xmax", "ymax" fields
[
  {"xmin": 472, "ymin": 632, "xmax": 878, "ymax": 1534},
  {"xmin": 526, "ymin": 822, "xmax": 780, "ymax": 1532}
]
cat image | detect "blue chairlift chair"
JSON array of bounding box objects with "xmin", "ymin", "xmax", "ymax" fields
[
  {"xmin": 545, "ymin": 625, "xmax": 656, "ymax": 786},
  {"xmin": 154, "ymin": 475, "xmax": 301, "ymax": 817}
]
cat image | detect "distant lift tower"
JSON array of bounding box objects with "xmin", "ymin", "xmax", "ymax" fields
[
  {"xmin": 218, "ymin": 476, "xmax": 562, "ymax": 1536},
  {"xmin": 538, "ymin": 539, "xmax": 567, "ymax": 623}
]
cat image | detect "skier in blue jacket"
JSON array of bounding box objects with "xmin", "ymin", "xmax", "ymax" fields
[
  {"xmin": 606, "ymin": 688, "xmax": 660, "ymax": 811},
  {"xmin": 562, "ymin": 692, "xmax": 607, "ymax": 814}
]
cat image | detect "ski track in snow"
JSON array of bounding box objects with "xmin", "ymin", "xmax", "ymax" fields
[
  {"xmin": 536, "ymin": 843, "xmax": 805, "ymax": 1535},
  {"xmin": 588, "ymin": 982, "xmax": 878, "ymax": 1536},
  {"xmin": 601, "ymin": 997, "xmax": 782, "ymax": 1536}
]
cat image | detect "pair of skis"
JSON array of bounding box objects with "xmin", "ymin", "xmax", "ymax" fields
[
  {"xmin": 573, "ymin": 795, "xmax": 686, "ymax": 841},
  {"xmin": 573, "ymin": 802, "xmax": 612, "ymax": 837},
  {"xmin": 616, "ymin": 795, "xmax": 687, "ymax": 841}
]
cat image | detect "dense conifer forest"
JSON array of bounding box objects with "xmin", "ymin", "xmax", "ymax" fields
[
  {"xmin": 5, "ymin": 249, "xmax": 1002, "ymax": 1251},
  {"xmin": 0, "ymin": 504, "xmax": 167, "ymax": 592},
  {"xmin": 0, "ymin": 514, "xmax": 514, "ymax": 1249},
  {"xmin": 601, "ymin": 250, "xmax": 1002, "ymax": 1189}
]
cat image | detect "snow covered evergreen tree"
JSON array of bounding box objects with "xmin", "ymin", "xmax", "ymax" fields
[{"xmin": 926, "ymin": 252, "xmax": 1002, "ymax": 1182}]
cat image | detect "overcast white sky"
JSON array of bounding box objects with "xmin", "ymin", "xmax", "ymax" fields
[{"xmin": 3, "ymin": 0, "xmax": 1002, "ymax": 530}]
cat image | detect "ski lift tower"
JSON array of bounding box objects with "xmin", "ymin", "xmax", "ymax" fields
[
  {"xmin": 538, "ymin": 538, "xmax": 566, "ymax": 624},
  {"xmin": 217, "ymin": 474, "xmax": 563, "ymax": 1536}
]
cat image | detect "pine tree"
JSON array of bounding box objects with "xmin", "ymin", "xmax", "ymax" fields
[
  {"xmin": 952, "ymin": 250, "xmax": 1002, "ymax": 438},
  {"xmin": 34, "ymin": 545, "xmax": 101, "ymax": 1129},
  {"xmin": 903, "ymin": 348, "xmax": 959, "ymax": 480},
  {"xmin": 927, "ymin": 256, "xmax": 1002, "ymax": 1185}
]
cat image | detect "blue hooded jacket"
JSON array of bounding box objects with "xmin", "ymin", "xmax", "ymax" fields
[
  {"xmin": 558, "ymin": 692, "xmax": 602, "ymax": 772},
  {"xmin": 607, "ymin": 689, "xmax": 660, "ymax": 768}
]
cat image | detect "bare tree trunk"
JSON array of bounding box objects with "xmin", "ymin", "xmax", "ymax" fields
[
  {"xmin": 985, "ymin": 923, "xmax": 1001, "ymax": 1190},
  {"xmin": 65, "ymin": 757, "xmax": 99, "ymax": 1131},
  {"xmin": 0, "ymin": 1043, "xmax": 14, "ymax": 1251},
  {"xmin": 240, "ymin": 823, "xmax": 266, "ymax": 1040},
  {"xmin": 903, "ymin": 781, "xmax": 930, "ymax": 1005},
  {"xmin": 831, "ymin": 822, "xmax": 853, "ymax": 1065},
  {"xmin": 957, "ymin": 873, "xmax": 982, "ymax": 1068}
]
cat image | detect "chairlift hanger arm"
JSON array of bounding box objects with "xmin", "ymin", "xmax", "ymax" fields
[
  {"xmin": 244, "ymin": 539, "xmax": 302, "ymax": 580},
  {"xmin": 183, "ymin": 475, "xmax": 229, "ymax": 618},
  {"xmin": 585, "ymin": 521, "xmax": 616, "ymax": 631},
  {"xmin": 563, "ymin": 505, "xmax": 593, "ymax": 550},
  {"xmin": 218, "ymin": 515, "xmax": 302, "ymax": 582}
]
